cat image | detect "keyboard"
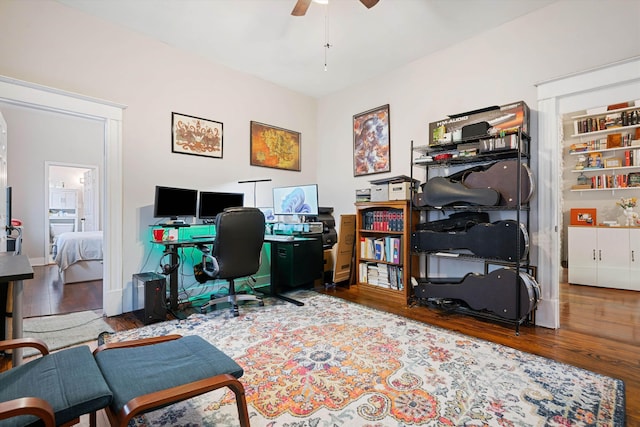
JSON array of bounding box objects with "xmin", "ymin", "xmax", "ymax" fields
[
  {"xmin": 266, "ymin": 235, "xmax": 295, "ymax": 241},
  {"xmin": 191, "ymin": 235, "xmax": 215, "ymax": 239}
]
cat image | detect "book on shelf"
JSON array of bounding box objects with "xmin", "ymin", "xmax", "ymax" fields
[
  {"xmin": 360, "ymin": 236, "xmax": 402, "ymax": 263},
  {"xmin": 359, "ymin": 262, "xmax": 404, "ymax": 291},
  {"xmin": 362, "ymin": 209, "xmax": 404, "ymax": 231},
  {"xmin": 392, "ymin": 237, "xmax": 401, "ymax": 264}
]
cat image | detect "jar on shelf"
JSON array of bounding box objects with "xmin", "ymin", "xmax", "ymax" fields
[{"xmin": 577, "ymin": 172, "xmax": 589, "ymax": 186}]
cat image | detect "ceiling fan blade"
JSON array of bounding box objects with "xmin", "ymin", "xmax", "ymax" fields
[
  {"xmin": 360, "ymin": 0, "xmax": 379, "ymax": 8},
  {"xmin": 291, "ymin": 0, "xmax": 312, "ymax": 16}
]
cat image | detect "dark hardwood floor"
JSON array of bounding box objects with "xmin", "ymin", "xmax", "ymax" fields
[
  {"xmin": 5, "ymin": 265, "xmax": 639, "ymax": 425},
  {"xmin": 22, "ymin": 264, "xmax": 103, "ymax": 318}
]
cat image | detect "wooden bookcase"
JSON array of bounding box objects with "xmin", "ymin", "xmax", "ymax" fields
[{"xmin": 354, "ymin": 200, "xmax": 417, "ymax": 304}]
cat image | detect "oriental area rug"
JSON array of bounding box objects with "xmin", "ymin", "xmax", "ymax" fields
[{"xmin": 101, "ymin": 290, "xmax": 625, "ymax": 427}]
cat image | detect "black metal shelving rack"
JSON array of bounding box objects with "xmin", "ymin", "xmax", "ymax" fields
[{"xmin": 409, "ymin": 130, "xmax": 536, "ymax": 334}]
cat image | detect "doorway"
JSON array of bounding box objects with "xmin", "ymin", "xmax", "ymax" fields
[
  {"xmin": 0, "ymin": 75, "xmax": 124, "ymax": 316},
  {"xmin": 45, "ymin": 163, "xmax": 100, "ymax": 265},
  {"xmin": 536, "ymin": 57, "xmax": 640, "ymax": 329}
]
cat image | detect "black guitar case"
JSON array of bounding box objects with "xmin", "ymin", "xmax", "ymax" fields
[
  {"xmin": 411, "ymin": 219, "xmax": 529, "ymax": 261},
  {"xmin": 415, "ymin": 211, "xmax": 490, "ymax": 232},
  {"xmin": 413, "ymin": 268, "xmax": 540, "ymax": 320},
  {"xmin": 419, "ymin": 177, "xmax": 500, "ymax": 207},
  {"xmin": 447, "ymin": 160, "xmax": 535, "ymax": 207}
]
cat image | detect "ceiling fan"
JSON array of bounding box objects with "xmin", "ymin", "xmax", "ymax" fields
[{"xmin": 291, "ymin": 0, "xmax": 380, "ymax": 16}]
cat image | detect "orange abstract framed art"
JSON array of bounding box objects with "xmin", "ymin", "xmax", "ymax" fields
[{"xmin": 250, "ymin": 121, "xmax": 301, "ymax": 171}]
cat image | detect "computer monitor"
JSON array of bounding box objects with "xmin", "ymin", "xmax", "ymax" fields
[
  {"xmin": 153, "ymin": 186, "xmax": 198, "ymax": 221},
  {"xmin": 272, "ymin": 184, "xmax": 319, "ymax": 217},
  {"xmin": 198, "ymin": 191, "xmax": 244, "ymax": 221}
]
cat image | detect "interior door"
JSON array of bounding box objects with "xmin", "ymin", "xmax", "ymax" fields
[{"xmin": 82, "ymin": 169, "xmax": 97, "ymax": 231}]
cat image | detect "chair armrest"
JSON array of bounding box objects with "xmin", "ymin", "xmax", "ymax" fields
[
  {"xmin": 93, "ymin": 334, "xmax": 182, "ymax": 354},
  {"xmin": 116, "ymin": 374, "xmax": 249, "ymax": 427},
  {"xmin": 0, "ymin": 338, "xmax": 49, "ymax": 355},
  {"xmin": 0, "ymin": 397, "xmax": 56, "ymax": 427}
]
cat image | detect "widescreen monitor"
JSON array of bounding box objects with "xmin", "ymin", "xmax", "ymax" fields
[
  {"xmin": 198, "ymin": 191, "xmax": 244, "ymax": 220},
  {"xmin": 153, "ymin": 185, "xmax": 198, "ymax": 221},
  {"xmin": 272, "ymin": 184, "xmax": 319, "ymax": 216}
]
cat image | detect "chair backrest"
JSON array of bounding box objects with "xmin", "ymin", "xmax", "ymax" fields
[{"xmin": 212, "ymin": 207, "xmax": 265, "ymax": 280}]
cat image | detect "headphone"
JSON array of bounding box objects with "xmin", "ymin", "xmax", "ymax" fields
[{"xmin": 159, "ymin": 250, "xmax": 179, "ymax": 276}]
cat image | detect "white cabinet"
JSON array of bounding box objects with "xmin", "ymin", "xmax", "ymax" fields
[
  {"xmin": 568, "ymin": 226, "xmax": 639, "ymax": 291},
  {"xmin": 630, "ymin": 229, "xmax": 640, "ymax": 282},
  {"xmin": 50, "ymin": 189, "xmax": 77, "ymax": 210},
  {"xmin": 568, "ymin": 226, "xmax": 598, "ymax": 285},
  {"xmin": 49, "ymin": 189, "xmax": 78, "ymax": 237}
]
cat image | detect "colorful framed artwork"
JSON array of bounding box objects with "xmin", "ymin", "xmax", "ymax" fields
[
  {"xmin": 250, "ymin": 121, "xmax": 301, "ymax": 171},
  {"xmin": 171, "ymin": 112, "xmax": 223, "ymax": 159},
  {"xmin": 353, "ymin": 104, "xmax": 390, "ymax": 177}
]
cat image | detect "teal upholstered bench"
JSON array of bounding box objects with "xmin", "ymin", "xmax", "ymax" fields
[
  {"xmin": 0, "ymin": 343, "xmax": 112, "ymax": 427},
  {"xmin": 93, "ymin": 334, "xmax": 250, "ymax": 427},
  {"xmin": 1, "ymin": 335, "xmax": 250, "ymax": 427}
]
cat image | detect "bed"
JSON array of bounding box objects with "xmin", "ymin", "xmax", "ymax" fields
[{"xmin": 52, "ymin": 231, "xmax": 103, "ymax": 284}]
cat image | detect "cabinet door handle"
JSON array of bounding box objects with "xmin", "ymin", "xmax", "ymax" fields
[
  {"xmin": 593, "ymin": 249, "xmax": 596, "ymax": 260},
  {"xmin": 598, "ymin": 249, "xmax": 602, "ymax": 261},
  {"xmin": 633, "ymin": 250, "xmax": 635, "ymax": 262}
]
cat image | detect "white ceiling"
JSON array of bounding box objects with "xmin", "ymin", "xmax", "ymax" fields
[{"xmin": 57, "ymin": 0, "xmax": 557, "ymax": 98}]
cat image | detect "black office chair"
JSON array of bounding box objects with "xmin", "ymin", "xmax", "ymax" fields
[{"xmin": 194, "ymin": 207, "xmax": 266, "ymax": 316}]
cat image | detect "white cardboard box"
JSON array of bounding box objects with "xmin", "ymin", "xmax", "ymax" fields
[
  {"xmin": 388, "ymin": 182, "xmax": 412, "ymax": 200},
  {"xmin": 371, "ymin": 184, "xmax": 389, "ymax": 201}
]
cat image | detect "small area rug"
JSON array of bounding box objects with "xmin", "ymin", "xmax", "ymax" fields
[
  {"xmin": 102, "ymin": 291, "xmax": 625, "ymax": 426},
  {"xmin": 23, "ymin": 310, "xmax": 114, "ymax": 357}
]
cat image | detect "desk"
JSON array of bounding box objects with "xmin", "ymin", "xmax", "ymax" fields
[
  {"xmin": 154, "ymin": 235, "xmax": 322, "ymax": 313},
  {"xmin": 0, "ymin": 254, "xmax": 34, "ymax": 366},
  {"xmin": 154, "ymin": 238, "xmax": 215, "ymax": 317}
]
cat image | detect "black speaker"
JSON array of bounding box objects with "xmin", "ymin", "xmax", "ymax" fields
[{"xmin": 132, "ymin": 272, "xmax": 167, "ymax": 324}]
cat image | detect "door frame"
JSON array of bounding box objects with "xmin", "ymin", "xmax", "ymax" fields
[
  {"xmin": 45, "ymin": 162, "xmax": 100, "ymax": 264},
  {"xmin": 535, "ymin": 56, "xmax": 640, "ymax": 329},
  {"xmin": 0, "ymin": 75, "xmax": 126, "ymax": 316}
]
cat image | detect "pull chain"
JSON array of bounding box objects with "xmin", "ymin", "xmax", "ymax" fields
[{"xmin": 323, "ymin": 4, "xmax": 331, "ymax": 71}]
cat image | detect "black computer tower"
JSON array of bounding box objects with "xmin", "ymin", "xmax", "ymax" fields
[
  {"xmin": 273, "ymin": 237, "xmax": 323, "ymax": 289},
  {"xmin": 132, "ymin": 272, "xmax": 167, "ymax": 324}
]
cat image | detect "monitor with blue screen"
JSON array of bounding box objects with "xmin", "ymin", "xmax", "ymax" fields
[{"xmin": 272, "ymin": 184, "xmax": 319, "ymax": 217}]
